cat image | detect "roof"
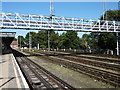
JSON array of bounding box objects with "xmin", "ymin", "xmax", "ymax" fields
[{"xmin": 0, "ymin": 32, "xmax": 16, "ymax": 37}]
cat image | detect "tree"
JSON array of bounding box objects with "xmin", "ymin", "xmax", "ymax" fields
[
  {"xmin": 50, "ymin": 31, "xmax": 59, "ymax": 49},
  {"xmin": 98, "ymin": 10, "xmax": 120, "ymax": 51},
  {"xmin": 82, "ymin": 34, "xmax": 90, "ymax": 49},
  {"xmin": 14, "ymin": 37, "xmax": 17, "ymax": 41},
  {"xmin": 25, "ymin": 32, "xmax": 38, "ymax": 48},
  {"xmin": 82, "ymin": 33, "xmax": 99, "ymax": 49},
  {"xmin": 98, "ymin": 33, "xmax": 116, "ymax": 50},
  {"xmin": 100, "ymin": 10, "xmax": 120, "ymax": 21},
  {"xmin": 84, "ymin": 10, "xmax": 120, "ymax": 52},
  {"xmin": 36, "ymin": 31, "xmax": 48, "ymax": 48},
  {"xmin": 23, "ymin": 31, "xmax": 88, "ymax": 50},
  {"xmin": 59, "ymin": 31, "xmax": 83, "ymax": 49},
  {"xmin": 18, "ymin": 36, "xmax": 26, "ymax": 48}
]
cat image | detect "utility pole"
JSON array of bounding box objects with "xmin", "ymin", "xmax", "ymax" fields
[
  {"xmin": 116, "ymin": 1, "xmax": 120, "ymax": 56},
  {"xmin": 29, "ymin": 31, "xmax": 32, "ymax": 51},
  {"xmin": 48, "ymin": 0, "xmax": 53, "ymax": 51},
  {"xmin": 48, "ymin": 30, "xmax": 50, "ymax": 51},
  {"xmin": 20, "ymin": 35, "xmax": 21, "ymax": 49},
  {"xmin": 50, "ymin": 0, "xmax": 52, "ymax": 17},
  {"xmin": 102, "ymin": 0, "xmax": 106, "ymax": 20}
]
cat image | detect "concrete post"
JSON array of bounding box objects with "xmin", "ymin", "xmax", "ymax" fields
[
  {"xmin": 37, "ymin": 43, "xmax": 39, "ymax": 50},
  {"xmin": 116, "ymin": 32, "xmax": 119, "ymax": 55}
]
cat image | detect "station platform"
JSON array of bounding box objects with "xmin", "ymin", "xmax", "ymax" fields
[{"xmin": 0, "ymin": 53, "xmax": 29, "ymax": 89}]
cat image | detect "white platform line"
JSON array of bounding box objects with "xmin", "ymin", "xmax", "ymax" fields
[
  {"xmin": 12, "ymin": 54, "xmax": 29, "ymax": 88},
  {"xmin": 11, "ymin": 54, "xmax": 21, "ymax": 88}
]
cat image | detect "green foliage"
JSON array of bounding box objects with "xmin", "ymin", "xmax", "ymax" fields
[
  {"xmin": 99, "ymin": 10, "xmax": 119, "ymax": 50},
  {"xmin": 25, "ymin": 32, "xmax": 37, "ymax": 48},
  {"xmin": 100, "ymin": 10, "xmax": 120, "ymax": 21},
  {"xmin": 23, "ymin": 30, "xmax": 84, "ymax": 49},
  {"xmin": 50, "ymin": 31, "xmax": 59, "ymax": 49},
  {"xmin": 82, "ymin": 33, "xmax": 99, "ymax": 49},
  {"xmin": 59, "ymin": 31, "xmax": 84, "ymax": 49},
  {"xmin": 81, "ymin": 10, "xmax": 119, "ymax": 51},
  {"xmin": 14, "ymin": 37, "xmax": 17, "ymax": 41},
  {"xmin": 18, "ymin": 36, "xmax": 26, "ymax": 48},
  {"xmin": 82, "ymin": 32, "xmax": 117, "ymax": 50},
  {"xmin": 98, "ymin": 33, "xmax": 116, "ymax": 50}
]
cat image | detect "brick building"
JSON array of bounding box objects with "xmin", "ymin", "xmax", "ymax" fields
[{"xmin": 10, "ymin": 40, "xmax": 18, "ymax": 49}]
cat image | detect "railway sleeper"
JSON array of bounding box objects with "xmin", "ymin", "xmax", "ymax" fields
[
  {"xmin": 60, "ymin": 56, "xmax": 120, "ymax": 71},
  {"xmin": 47, "ymin": 56, "xmax": 120, "ymax": 86},
  {"xmin": 77, "ymin": 56, "xmax": 120, "ymax": 64},
  {"xmin": 25, "ymin": 50, "xmax": 120, "ymax": 87}
]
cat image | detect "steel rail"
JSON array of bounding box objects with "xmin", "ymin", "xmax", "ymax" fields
[
  {"xmin": 24, "ymin": 50, "xmax": 120, "ymax": 87},
  {"xmin": 23, "ymin": 56, "xmax": 75, "ymax": 89},
  {"xmin": 13, "ymin": 50, "xmax": 75, "ymax": 89}
]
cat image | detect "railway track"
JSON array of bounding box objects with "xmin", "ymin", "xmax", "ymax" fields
[
  {"xmin": 76, "ymin": 55, "xmax": 120, "ymax": 64},
  {"xmin": 57, "ymin": 56, "xmax": 120, "ymax": 72},
  {"xmin": 43, "ymin": 51, "xmax": 120, "ymax": 64},
  {"xmin": 12, "ymin": 50, "xmax": 75, "ymax": 89},
  {"xmin": 30, "ymin": 50, "xmax": 120, "ymax": 72},
  {"xmin": 22, "ymin": 50, "xmax": 120, "ymax": 87}
]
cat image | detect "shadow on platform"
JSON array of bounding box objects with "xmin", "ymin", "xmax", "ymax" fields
[
  {"xmin": 0, "ymin": 77, "xmax": 16, "ymax": 88},
  {"xmin": 1, "ymin": 49, "xmax": 13, "ymax": 55},
  {"xmin": 0, "ymin": 61, "xmax": 6, "ymax": 64}
]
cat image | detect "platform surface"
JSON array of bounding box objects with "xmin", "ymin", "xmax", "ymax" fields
[{"xmin": 0, "ymin": 53, "xmax": 28, "ymax": 89}]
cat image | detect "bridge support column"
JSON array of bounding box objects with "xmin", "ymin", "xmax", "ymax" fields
[{"xmin": 116, "ymin": 32, "xmax": 119, "ymax": 56}]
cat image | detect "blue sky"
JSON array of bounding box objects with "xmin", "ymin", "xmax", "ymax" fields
[
  {"xmin": 2, "ymin": 0, "xmax": 120, "ymax": 2},
  {"xmin": 1, "ymin": 2, "xmax": 119, "ymax": 38}
]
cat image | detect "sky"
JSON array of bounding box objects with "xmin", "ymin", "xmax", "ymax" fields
[
  {"xmin": 0, "ymin": 1, "xmax": 119, "ymax": 38},
  {"xmin": 1, "ymin": 0, "xmax": 120, "ymax": 2}
]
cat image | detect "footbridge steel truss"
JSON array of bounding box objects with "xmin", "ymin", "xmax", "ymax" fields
[{"xmin": 0, "ymin": 12, "xmax": 120, "ymax": 32}]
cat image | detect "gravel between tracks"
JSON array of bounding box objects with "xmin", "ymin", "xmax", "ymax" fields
[{"xmin": 28, "ymin": 56, "xmax": 114, "ymax": 88}]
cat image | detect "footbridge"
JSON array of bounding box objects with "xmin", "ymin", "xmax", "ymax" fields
[{"xmin": 0, "ymin": 12, "xmax": 120, "ymax": 32}]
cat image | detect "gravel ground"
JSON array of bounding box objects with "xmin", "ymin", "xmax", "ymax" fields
[{"xmin": 27, "ymin": 55, "xmax": 115, "ymax": 88}]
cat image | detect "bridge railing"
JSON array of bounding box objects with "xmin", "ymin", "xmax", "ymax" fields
[{"xmin": 0, "ymin": 12, "xmax": 120, "ymax": 32}]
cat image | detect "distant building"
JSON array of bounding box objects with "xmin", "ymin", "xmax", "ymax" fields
[{"xmin": 10, "ymin": 40, "xmax": 18, "ymax": 49}]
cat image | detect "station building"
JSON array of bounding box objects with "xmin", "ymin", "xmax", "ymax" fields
[{"xmin": 0, "ymin": 32, "xmax": 16, "ymax": 54}]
